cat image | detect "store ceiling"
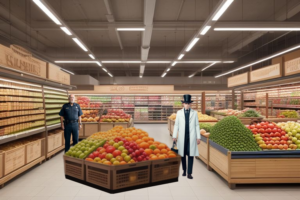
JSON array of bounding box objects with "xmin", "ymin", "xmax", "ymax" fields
[{"xmin": 1, "ymin": 0, "xmax": 300, "ymax": 79}]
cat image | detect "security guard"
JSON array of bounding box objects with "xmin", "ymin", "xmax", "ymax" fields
[{"xmin": 59, "ymin": 94, "xmax": 83, "ymax": 152}]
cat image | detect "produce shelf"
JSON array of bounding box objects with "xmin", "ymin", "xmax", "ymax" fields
[
  {"xmin": 0, "ymin": 127, "xmax": 45, "ymax": 144},
  {"xmin": 47, "ymin": 123, "xmax": 61, "ymax": 131}
]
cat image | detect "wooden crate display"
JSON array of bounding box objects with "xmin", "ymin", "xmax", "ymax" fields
[
  {"xmin": 1, "ymin": 146, "xmax": 26, "ymax": 176},
  {"xmin": 151, "ymin": 155, "xmax": 180, "ymax": 183},
  {"xmin": 208, "ymin": 140, "xmax": 300, "ymax": 189},
  {"xmin": 197, "ymin": 137, "xmax": 209, "ymax": 164},
  {"xmin": 26, "ymin": 138, "xmax": 44, "ymax": 164},
  {"xmin": 100, "ymin": 123, "xmax": 114, "ymax": 132},
  {"xmin": 239, "ymin": 117, "xmax": 263, "ymax": 125},
  {"xmin": 84, "ymin": 123, "xmax": 99, "ymax": 137},
  {"xmin": 85, "ymin": 160, "xmax": 151, "ymax": 190},
  {"xmin": 64, "ymin": 155, "xmax": 85, "ymax": 181},
  {"xmin": 48, "ymin": 131, "xmax": 63, "ymax": 153}
]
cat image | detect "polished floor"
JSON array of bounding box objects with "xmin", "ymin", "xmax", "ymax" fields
[{"xmin": 0, "ymin": 124, "xmax": 300, "ymax": 200}]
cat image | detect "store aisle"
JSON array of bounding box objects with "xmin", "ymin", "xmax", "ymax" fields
[{"xmin": 1, "ymin": 124, "xmax": 300, "ymax": 200}]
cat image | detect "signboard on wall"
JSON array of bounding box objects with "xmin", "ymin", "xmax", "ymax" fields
[
  {"xmin": 0, "ymin": 44, "xmax": 47, "ymax": 78},
  {"xmin": 47, "ymin": 63, "xmax": 70, "ymax": 85},
  {"xmin": 94, "ymin": 85, "xmax": 175, "ymax": 94},
  {"xmin": 250, "ymin": 63, "xmax": 281, "ymax": 83},
  {"xmin": 227, "ymin": 72, "xmax": 248, "ymax": 87},
  {"xmin": 285, "ymin": 57, "xmax": 300, "ymax": 76}
]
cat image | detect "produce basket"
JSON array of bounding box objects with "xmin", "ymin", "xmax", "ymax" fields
[
  {"xmin": 197, "ymin": 137, "xmax": 209, "ymax": 165},
  {"xmin": 64, "ymin": 155, "xmax": 85, "ymax": 181},
  {"xmin": 151, "ymin": 155, "xmax": 180, "ymax": 183}
]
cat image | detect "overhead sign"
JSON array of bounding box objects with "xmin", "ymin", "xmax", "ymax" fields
[
  {"xmin": 285, "ymin": 57, "xmax": 300, "ymax": 76},
  {"xmin": 227, "ymin": 72, "xmax": 248, "ymax": 87},
  {"xmin": 47, "ymin": 63, "xmax": 70, "ymax": 85},
  {"xmin": 0, "ymin": 44, "xmax": 46, "ymax": 78},
  {"xmin": 250, "ymin": 63, "xmax": 281, "ymax": 83}
]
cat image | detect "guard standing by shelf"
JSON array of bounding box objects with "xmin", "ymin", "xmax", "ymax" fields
[{"xmin": 59, "ymin": 94, "xmax": 83, "ymax": 152}]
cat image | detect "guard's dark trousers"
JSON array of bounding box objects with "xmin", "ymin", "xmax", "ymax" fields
[
  {"xmin": 181, "ymin": 155, "xmax": 194, "ymax": 174},
  {"xmin": 64, "ymin": 122, "xmax": 79, "ymax": 152}
]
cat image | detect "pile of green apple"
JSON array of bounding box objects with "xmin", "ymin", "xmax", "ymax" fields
[{"xmin": 277, "ymin": 122, "xmax": 300, "ymax": 149}]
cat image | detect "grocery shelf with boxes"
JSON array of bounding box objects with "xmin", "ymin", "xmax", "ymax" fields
[{"xmin": 64, "ymin": 126, "xmax": 180, "ymax": 193}]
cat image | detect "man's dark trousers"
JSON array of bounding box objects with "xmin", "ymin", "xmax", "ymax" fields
[
  {"xmin": 181, "ymin": 109, "xmax": 194, "ymax": 174},
  {"xmin": 64, "ymin": 122, "xmax": 79, "ymax": 152}
]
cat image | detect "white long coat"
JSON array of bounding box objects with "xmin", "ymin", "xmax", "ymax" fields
[{"xmin": 172, "ymin": 108, "xmax": 201, "ymax": 157}]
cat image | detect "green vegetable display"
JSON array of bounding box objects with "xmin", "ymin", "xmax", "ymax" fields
[
  {"xmin": 65, "ymin": 139, "xmax": 106, "ymax": 159},
  {"xmin": 210, "ymin": 116, "xmax": 261, "ymax": 151},
  {"xmin": 199, "ymin": 123, "xmax": 214, "ymax": 132},
  {"xmin": 281, "ymin": 110, "xmax": 299, "ymax": 118},
  {"xmin": 238, "ymin": 110, "xmax": 260, "ymax": 117}
]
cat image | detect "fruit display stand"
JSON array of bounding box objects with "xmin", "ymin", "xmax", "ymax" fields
[
  {"xmin": 210, "ymin": 111, "xmax": 227, "ymax": 120},
  {"xmin": 47, "ymin": 129, "xmax": 65, "ymax": 158},
  {"xmin": 238, "ymin": 117, "xmax": 264, "ymax": 125},
  {"xmin": 264, "ymin": 118, "xmax": 299, "ymax": 123},
  {"xmin": 207, "ymin": 140, "xmax": 300, "ymax": 189},
  {"xmin": 196, "ymin": 136, "xmax": 209, "ymax": 165}
]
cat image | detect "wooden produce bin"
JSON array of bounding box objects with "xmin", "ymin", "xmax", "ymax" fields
[
  {"xmin": 208, "ymin": 140, "xmax": 300, "ymax": 189},
  {"xmin": 64, "ymin": 155, "xmax": 85, "ymax": 181},
  {"xmin": 239, "ymin": 117, "xmax": 263, "ymax": 125},
  {"xmin": 84, "ymin": 123, "xmax": 100, "ymax": 137},
  {"xmin": 0, "ymin": 138, "xmax": 46, "ymax": 186},
  {"xmin": 264, "ymin": 118, "xmax": 299, "ymax": 123},
  {"xmin": 151, "ymin": 155, "xmax": 181, "ymax": 183},
  {"xmin": 99, "ymin": 123, "xmax": 114, "ymax": 132},
  {"xmin": 197, "ymin": 136, "xmax": 209, "ymax": 165},
  {"xmin": 85, "ymin": 160, "xmax": 151, "ymax": 190},
  {"xmin": 47, "ymin": 130, "xmax": 64, "ymax": 158}
]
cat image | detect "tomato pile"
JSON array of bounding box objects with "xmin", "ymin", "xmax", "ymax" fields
[{"xmin": 246, "ymin": 121, "xmax": 295, "ymax": 150}]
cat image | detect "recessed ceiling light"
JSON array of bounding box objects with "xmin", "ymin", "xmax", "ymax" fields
[
  {"xmin": 72, "ymin": 38, "xmax": 88, "ymax": 52},
  {"xmin": 200, "ymin": 26, "xmax": 211, "ymax": 35},
  {"xmin": 60, "ymin": 27, "xmax": 72, "ymax": 35},
  {"xmin": 178, "ymin": 54, "xmax": 184, "ymax": 60},
  {"xmin": 89, "ymin": 54, "xmax": 95, "ymax": 59},
  {"xmin": 32, "ymin": 0, "xmax": 61, "ymax": 25},
  {"xmin": 185, "ymin": 38, "xmax": 200, "ymax": 52},
  {"xmin": 116, "ymin": 28, "xmax": 145, "ymax": 31},
  {"xmin": 212, "ymin": 0, "xmax": 234, "ymax": 21}
]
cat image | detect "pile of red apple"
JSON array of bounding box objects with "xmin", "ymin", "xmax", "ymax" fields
[
  {"xmin": 100, "ymin": 109, "xmax": 131, "ymax": 123},
  {"xmin": 86, "ymin": 137, "xmax": 149, "ymax": 165},
  {"xmin": 246, "ymin": 121, "xmax": 296, "ymax": 150},
  {"xmin": 77, "ymin": 96, "xmax": 90, "ymax": 108}
]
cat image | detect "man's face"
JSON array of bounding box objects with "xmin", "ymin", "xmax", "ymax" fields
[
  {"xmin": 69, "ymin": 95, "xmax": 75, "ymax": 103},
  {"xmin": 183, "ymin": 103, "xmax": 191, "ymax": 109}
]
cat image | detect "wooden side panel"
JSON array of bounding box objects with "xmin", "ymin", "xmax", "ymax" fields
[
  {"xmin": 231, "ymin": 159, "xmax": 256, "ymax": 178},
  {"xmin": 0, "ymin": 152, "xmax": 3, "ymax": 178},
  {"xmin": 54, "ymin": 132, "xmax": 63, "ymax": 149},
  {"xmin": 198, "ymin": 142, "xmax": 208, "ymax": 160},
  {"xmin": 209, "ymin": 146, "xmax": 228, "ymax": 175},
  {"xmin": 4, "ymin": 146, "xmax": 26, "ymax": 175},
  {"xmin": 255, "ymin": 159, "xmax": 300, "ymax": 178},
  {"xmin": 47, "ymin": 135, "xmax": 55, "ymax": 152},
  {"xmin": 84, "ymin": 123, "xmax": 99, "ymax": 137},
  {"xmin": 79, "ymin": 125, "xmax": 84, "ymax": 136},
  {"xmin": 26, "ymin": 140, "xmax": 42, "ymax": 164},
  {"xmin": 100, "ymin": 123, "xmax": 114, "ymax": 132},
  {"xmin": 114, "ymin": 122, "xmax": 128, "ymax": 129}
]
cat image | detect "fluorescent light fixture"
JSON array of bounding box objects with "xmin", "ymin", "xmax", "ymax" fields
[
  {"xmin": 32, "ymin": 0, "xmax": 61, "ymax": 25},
  {"xmin": 147, "ymin": 61, "xmax": 171, "ymax": 63},
  {"xmin": 215, "ymin": 44, "xmax": 300, "ymax": 78},
  {"xmin": 202, "ymin": 62, "xmax": 217, "ymax": 71},
  {"xmin": 72, "ymin": 38, "xmax": 88, "ymax": 52},
  {"xmin": 185, "ymin": 38, "xmax": 200, "ymax": 52},
  {"xmin": 212, "ymin": 0, "xmax": 234, "ymax": 21},
  {"xmin": 188, "ymin": 75, "xmax": 194, "ymax": 78},
  {"xmin": 161, "ymin": 73, "xmax": 167, "ymax": 77},
  {"xmin": 89, "ymin": 54, "xmax": 95, "ymax": 59},
  {"xmin": 172, "ymin": 61, "xmax": 177, "ymax": 66},
  {"xmin": 214, "ymin": 28, "xmax": 300, "ymax": 31},
  {"xmin": 102, "ymin": 68, "xmax": 107, "ymax": 72},
  {"xmin": 178, "ymin": 54, "xmax": 184, "ymax": 60},
  {"xmin": 60, "ymin": 68, "xmax": 74, "ymax": 75},
  {"xmin": 177, "ymin": 61, "xmax": 221, "ymax": 63},
  {"xmin": 139, "ymin": 75, "xmax": 142, "ymax": 78},
  {"xmin": 60, "ymin": 27, "xmax": 72, "ymax": 35},
  {"xmin": 116, "ymin": 28, "xmax": 145, "ymax": 31},
  {"xmin": 167, "ymin": 68, "xmax": 170, "ymax": 72},
  {"xmin": 222, "ymin": 61, "xmax": 234, "ymax": 63},
  {"xmin": 96, "ymin": 61, "xmax": 102, "ymax": 66},
  {"xmin": 200, "ymin": 26, "xmax": 211, "ymax": 35},
  {"xmin": 102, "ymin": 61, "xmax": 141, "ymax": 63},
  {"xmin": 108, "ymin": 73, "xmax": 113, "ymax": 77},
  {"xmin": 55, "ymin": 61, "xmax": 96, "ymax": 63},
  {"xmin": 0, "ymin": 78, "xmax": 41, "ymax": 87}
]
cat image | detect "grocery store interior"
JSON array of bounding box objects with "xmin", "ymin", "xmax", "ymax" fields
[{"xmin": 1, "ymin": 0, "xmax": 300, "ymax": 199}]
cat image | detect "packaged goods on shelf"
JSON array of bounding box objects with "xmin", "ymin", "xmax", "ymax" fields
[
  {"xmin": 0, "ymin": 109, "xmax": 45, "ymax": 118},
  {"xmin": 46, "ymin": 119, "xmax": 61, "ymax": 126},
  {"xmin": 45, "ymin": 99, "xmax": 68, "ymax": 103},
  {"xmin": 0, "ymin": 135, "xmax": 42, "ymax": 151},
  {"xmin": 45, "ymin": 109, "xmax": 61, "ymax": 114},
  {"xmin": 0, "ymin": 102, "xmax": 43, "ymax": 111},
  {"xmin": 0, "ymin": 120, "xmax": 45, "ymax": 136},
  {"xmin": 44, "ymin": 94, "xmax": 68, "ymax": 99},
  {"xmin": 45, "ymin": 103, "xmax": 64, "ymax": 109},
  {"xmin": 0, "ymin": 114, "xmax": 45, "ymax": 126},
  {"xmin": 0, "ymin": 80, "xmax": 41, "ymax": 91},
  {"xmin": 0, "ymin": 96, "xmax": 43, "ymax": 102},
  {"xmin": 0, "ymin": 88, "xmax": 42, "ymax": 97}
]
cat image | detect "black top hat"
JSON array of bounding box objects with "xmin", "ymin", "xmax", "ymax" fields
[{"xmin": 181, "ymin": 94, "xmax": 193, "ymax": 103}]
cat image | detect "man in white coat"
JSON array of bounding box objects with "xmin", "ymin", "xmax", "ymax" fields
[{"xmin": 173, "ymin": 94, "xmax": 201, "ymax": 179}]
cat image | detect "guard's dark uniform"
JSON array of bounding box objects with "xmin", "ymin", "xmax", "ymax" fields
[
  {"xmin": 182, "ymin": 108, "xmax": 194, "ymax": 175},
  {"xmin": 59, "ymin": 103, "xmax": 83, "ymax": 152}
]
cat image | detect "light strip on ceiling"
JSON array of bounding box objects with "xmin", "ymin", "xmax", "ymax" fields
[
  {"xmin": 188, "ymin": 74, "xmax": 194, "ymax": 78},
  {"xmin": 32, "ymin": 0, "xmax": 61, "ymax": 25},
  {"xmin": 147, "ymin": 61, "xmax": 171, "ymax": 63},
  {"xmin": 102, "ymin": 61, "xmax": 141, "ymax": 63},
  {"xmin": 102, "ymin": 68, "xmax": 107, "ymax": 72},
  {"xmin": 108, "ymin": 73, "xmax": 113, "ymax": 77},
  {"xmin": 214, "ymin": 28, "xmax": 300, "ymax": 31},
  {"xmin": 200, "ymin": 26, "xmax": 211, "ymax": 35},
  {"xmin": 215, "ymin": 44, "xmax": 300, "ymax": 78},
  {"xmin": 60, "ymin": 68, "xmax": 74, "ymax": 75},
  {"xmin": 212, "ymin": 0, "xmax": 234, "ymax": 21},
  {"xmin": 55, "ymin": 61, "xmax": 96, "ymax": 63},
  {"xmin": 161, "ymin": 73, "xmax": 167, "ymax": 77},
  {"xmin": 116, "ymin": 28, "xmax": 145, "ymax": 31},
  {"xmin": 139, "ymin": 75, "xmax": 143, "ymax": 78},
  {"xmin": 167, "ymin": 68, "xmax": 170, "ymax": 72},
  {"xmin": 172, "ymin": 61, "xmax": 177, "ymax": 66},
  {"xmin": 96, "ymin": 61, "xmax": 102, "ymax": 66},
  {"xmin": 89, "ymin": 54, "xmax": 95, "ymax": 59},
  {"xmin": 178, "ymin": 54, "xmax": 184, "ymax": 60},
  {"xmin": 185, "ymin": 38, "xmax": 200, "ymax": 52},
  {"xmin": 60, "ymin": 27, "xmax": 72, "ymax": 35},
  {"xmin": 72, "ymin": 38, "xmax": 88, "ymax": 52},
  {"xmin": 202, "ymin": 62, "xmax": 217, "ymax": 71}
]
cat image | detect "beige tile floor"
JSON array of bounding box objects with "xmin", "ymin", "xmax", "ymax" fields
[{"xmin": 0, "ymin": 124, "xmax": 300, "ymax": 200}]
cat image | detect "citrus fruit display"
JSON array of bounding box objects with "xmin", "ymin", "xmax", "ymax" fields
[{"xmin": 85, "ymin": 126, "xmax": 177, "ymax": 165}]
